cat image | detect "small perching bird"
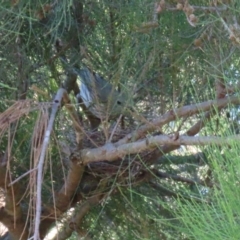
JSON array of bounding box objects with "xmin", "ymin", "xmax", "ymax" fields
[{"xmin": 76, "ymin": 67, "xmax": 129, "ymax": 128}]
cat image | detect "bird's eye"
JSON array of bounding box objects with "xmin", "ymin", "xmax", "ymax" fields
[{"xmin": 117, "ymin": 101, "xmax": 122, "ymax": 105}]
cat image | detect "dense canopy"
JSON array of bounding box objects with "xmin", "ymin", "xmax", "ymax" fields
[{"xmin": 1, "ymin": 0, "xmax": 240, "ymax": 239}]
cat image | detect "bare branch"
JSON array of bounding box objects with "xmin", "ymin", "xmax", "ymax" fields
[
  {"xmin": 33, "ymin": 88, "xmax": 66, "ymax": 240},
  {"xmin": 8, "ymin": 168, "xmax": 37, "ymax": 187},
  {"xmin": 166, "ymin": 4, "xmax": 227, "ymax": 12},
  {"xmin": 0, "ymin": 166, "xmax": 29, "ymax": 239},
  {"xmin": 149, "ymin": 181, "xmax": 208, "ymax": 203},
  {"xmin": 54, "ymin": 155, "xmax": 85, "ymax": 212},
  {"xmin": 116, "ymin": 94, "xmax": 240, "ymax": 147},
  {"xmin": 79, "ymin": 134, "xmax": 240, "ymax": 165},
  {"xmin": 51, "ymin": 195, "xmax": 103, "ymax": 240},
  {"xmin": 154, "ymin": 170, "xmax": 212, "ymax": 187},
  {"xmin": 156, "ymin": 152, "xmax": 206, "ymax": 165}
]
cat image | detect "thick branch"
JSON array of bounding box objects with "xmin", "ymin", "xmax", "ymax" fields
[
  {"xmin": 52, "ymin": 195, "xmax": 102, "ymax": 240},
  {"xmin": 54, "ymin": 155, "xmax": 85, "ymax": 212},
  {"xmin": 116, "ymin": 95, "xmax": 240, "ymax": 146},
  {"xmin": 79, "ymin": 134, "xmax": 240, "ymax": 165}
]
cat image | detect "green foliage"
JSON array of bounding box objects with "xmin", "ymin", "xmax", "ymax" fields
[
  {"xmin": 173, "ymin": 144, "xmax": 240, "ymax": 240},
  {"xmin": 1, "ymin": 0, "xmax": 240, "ymax": 239}
]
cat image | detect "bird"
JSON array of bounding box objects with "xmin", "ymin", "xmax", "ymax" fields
[{"xmin": 76, "ymin": 67, "xmax": 129, "ymax": 129}]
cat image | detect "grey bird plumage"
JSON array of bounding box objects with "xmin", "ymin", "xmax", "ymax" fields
[{"xmin": 76, "ymin": 68, "xmax": 128, "ymax": 121}]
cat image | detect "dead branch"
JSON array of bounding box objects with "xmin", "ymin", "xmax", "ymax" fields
[
  {"xmin": 0, "ymin": 166, "xmax": 29, "ymax": 240},
  {"xmin": 79, "ymin": 134, "xmax": 240, "ymax": 165},
  {"xmin": 116, "ymin": 94, "xmax": 240, "ymax": 146},
  {"xmin": 216, "ymin": 10, "xmax": 240, "ymax": 45},
  {"xmin": 0, "ymin": 101, "xmax": 32, "ymax": 132},
  {"xmin": 166, "ymin": 4, "xmax": 227, "ymax": 12},
  {"xmin": 154, "ymin": 170, "xmax": 212, "ymax": 187},
  {"xmin": 75, "ymin": 93, "xmax": 238, "ymax": 165},
  {"xmin": 38, "ymin": 113, "xmax": 85, "ymax": 238},
  {"xmin": 62, "ymin": 96, "xmax": 84, "ymax": 145},
  {"xmin": 156, "ymin": 152, "xmax": 206, "ymax": 165},
  {"xmin": 149, "ymin": 181, "xmax": 208, "ymax": 203},
  {"xmin": 51, "ymin": 195, "xmax": 102, "ymax": 240},
  {"xmin": 54, "ymin": 154, "xmax": 85, "ymax": 212},
  {"xmin": 159, "ymin": 77, "xmax": 228, "ymax": 157},
  {"xmin": 8, "ymin": 168, "xmax": 38, "ymax": 187},
  {"xmin": 33, "ymin": 88, "xmax": 67, "ymax": 240}
]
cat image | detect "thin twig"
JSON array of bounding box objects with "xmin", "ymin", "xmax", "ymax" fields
[
  {"xmin": 8, "ymin": 168, "xmax": 38, "ymax": 187},
  {"xmin": 155, "ymin": 170, "xmax": 211, "ymax": 187},
  {"xmin": 108, "ymin": 114, "xmax": 123, "ymax": 143}
]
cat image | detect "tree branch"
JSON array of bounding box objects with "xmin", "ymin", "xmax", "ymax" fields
[
  {"xmin": 116, "ymin": 94, "xmax": 240, "ymax": 147},
  {"xmin": 156, "ymin": 152, "xmax": 206, "ymax": 165},
  {"xmin": 34, "ymin": 88, "xmax": 67, "ymax": 240},
  {"xmin": 149, "ymin": 181, "xmax": 207, "ymax": 203},
  {"xmin": 0, "ymin": 166, "xmax": 29, "ymax": 240},
  {"xmin": 79, "ymin": 133, "xmax": 240, "ymax": 165},
  {"xmin": 154, "ymin": 170, "xmax": 212, "ymax": 187},
  {"xmin": 51, "ymin": 195, "xmax": 103, "ymax": 240}
]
